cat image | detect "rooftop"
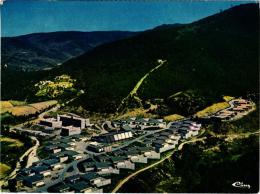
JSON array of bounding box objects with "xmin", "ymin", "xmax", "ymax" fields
[
  {"xmin": 65, "ymin": 174, "xmax": 81, "ymax": 183},
  {"xmin": 110, "ymin": 156, "xmax": 127, "ymax": 163},
  {"xmin": 51, "ymin": 182, "xmax": 70, "ymax": 192},
  {"xmin": 95, "ymin": 162, "xmax": 112, "ymax": 169},
  {"xmin": 153, "ymin": 139, "xmax": 166, "ymax": 145},
  {"xmin": 121, "ymin": 125, "xmax": 132, "ymax": 131},
  {"xmin": 70, "ymin": 181, "xmax": 92, "ymax": 191},
  {"xmin": 24, "ymin": 174, "xmax": 44, "ymax": 183},
  {"xmin": 31, "ymin": 165, "xmax": 50, "ymax": 173},
  {"xmin": 81, "ymin": 172, "xmax": 99, "ymax": 181},
  {"xmin": 63, "ymin": 150, "xmax": 80, "ymax": 156},
  {"xmin": 43, "ymin": 158, "xmax": 60, "ymax": 166}
]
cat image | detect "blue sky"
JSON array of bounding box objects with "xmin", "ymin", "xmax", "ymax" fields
[{"xmin": 1, "ymin": 0, "xmax": 253, "ymax": 37}]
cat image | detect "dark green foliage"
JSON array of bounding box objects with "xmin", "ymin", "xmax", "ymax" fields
[
  {"xmin": 0, "ymin": 112, "xmax": 37, "ymax": 125},
  {"xmin": 172, "ymin": 135, "xmax": 259, "ymax": 193},
  {"xmin": 0, "ymin": 127, "xmax": 33, "ymax": 169},
  {"xmin": 165, "ymin": 90, "xmax": 209, "ymax": 116},
  {"xmin": 1, "ymin": 3, "xmax": 259, "ymax": 114}
]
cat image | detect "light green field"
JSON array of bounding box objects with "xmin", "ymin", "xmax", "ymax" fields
[
  {"xmin": 0, "ymin": 137, "xmax": 24, "ymax": 147},
  {"xmin": 164, "ymin": 114, "xmax": 185, "ymax": 122},
  {"xmin": 195, "ymin": 101, "xmax": 230, "ymax": 117},
  {"xmin": 0, "ymin": 163, "xmax": 11, "ymax": 179},
  {"xmin": 223, "ymin": 96, "xmax": 235, "ymax": 102}
]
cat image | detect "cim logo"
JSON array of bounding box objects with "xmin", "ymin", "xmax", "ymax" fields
[{"xmin": 232, "ymin": 181, "xmax": 251, "ymax": 189}]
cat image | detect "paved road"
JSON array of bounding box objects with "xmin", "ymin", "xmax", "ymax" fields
[{"xmin": 25, "ymin": 137, "xmax": 40, "ymax": 168}]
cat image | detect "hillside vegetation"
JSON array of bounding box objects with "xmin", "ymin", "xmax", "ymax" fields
[
  {"xmin": 194, "ymin": 96, "xmax": 233, "ymax": 117},
  {"xmin": 1, "ymin": 3, "xmax": 259, "ymax": 115},
  {"xmin": 0, "ymin": 137, "xmax": 25, "ymax": 179},
  {"xmin": 2, "ymin": 31, "xmax": 137, "ymax": 71}
]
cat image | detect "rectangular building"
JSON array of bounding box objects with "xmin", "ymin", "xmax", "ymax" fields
[
  {"xmin": 61, "ymin": 126, "xmax": 81, "ymax": 136},
  {"xmin": 58, "ymin": 114, "xmax": 90, "ymax": 129},
  {"xmin": 95, "ymin": 131, "xmax": 133, "ymax": 143}
]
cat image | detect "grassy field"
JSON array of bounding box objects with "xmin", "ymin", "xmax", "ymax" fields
[
  {"xmin": 0, "ymin": 137, "xmax": 24, "ymax": 147},
  {"xmin": 223, "ymin": 96, "xmax": 235, "ymax": 102},
  {"xmin": 0, "ymin": 163, "xmax": 11, "ymax": 179},
  {"xmin": 0, "ymin": 100, "xmax": 57, "ymax": 116},
  {"xmin": 195, "ymin": 101, "xmax": 230, "ymax": 118},
  {"xmin": 116, "ymin": 107, "xmax": 159, "ymax": 120},
  {"xmin": 0, "ymin": 137, "xmax": 25, "ymax": 179},
  {"xmin": 163, "ymin": 114, "xmax": 185, "ymax": 122}
]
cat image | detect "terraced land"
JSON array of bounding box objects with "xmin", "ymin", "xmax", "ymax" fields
[{"xmin": 0, "ymin": 100, "xmax": 57, "ymax": 116}]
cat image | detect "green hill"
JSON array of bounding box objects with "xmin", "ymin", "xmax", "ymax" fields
[
  {"xmin": 2, "ymin": 3, "xmax": 259, "ymax": 114},
  {"xmin": 2, "ymin": 31, "xmax": 137, "ymax": 71}
]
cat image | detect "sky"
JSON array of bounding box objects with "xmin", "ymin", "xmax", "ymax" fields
[{"xmin": 1, "ymin": 0, "xmax": 254, "ymax": 37}]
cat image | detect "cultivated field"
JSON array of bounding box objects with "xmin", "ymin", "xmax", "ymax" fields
[
  {"xmin": 195, "ymin": 101, "xmax": 230, "ymax": 118},
  {"xmin": 0, "ymin": 100, "xmax": 57, "ymax": 116},
  {"xmin": 163, "ymin": 114, "xmax": 185, "ymax": 122}
]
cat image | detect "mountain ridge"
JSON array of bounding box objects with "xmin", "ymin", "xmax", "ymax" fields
[
  {"xmin": 2, "ymin": 3, "xmax": 259, "ymax": 115},
  {"xmin": 2, "ymin": 31, "xmax": 138, "ymax": 71}
]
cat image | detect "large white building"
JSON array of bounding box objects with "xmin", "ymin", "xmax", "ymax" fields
[{"xmin": 96, "ymin": 130, "xmax": 133, "ymax": 143}]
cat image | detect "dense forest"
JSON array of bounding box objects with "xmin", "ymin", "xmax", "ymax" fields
[{"xmin": 2, "ymin": 3, "xmax": 259, "ymax": 115}]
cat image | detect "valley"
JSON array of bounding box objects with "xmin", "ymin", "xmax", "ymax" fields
[{"xmin": 1, "ymin": 2, "xmax": 259, "ymax": 193}]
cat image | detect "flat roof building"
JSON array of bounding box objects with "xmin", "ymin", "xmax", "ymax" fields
[
  {"xmin": 31, "ymin": 165, "xmax": 51, "ymax": 177},
  {"xmin": 50, "ymin": 182, "xmax": 72, "ymax": 193},
  {"xmin": 23, "ymin": 174, "xmax": 45, "ymax": 188},
  {"xmin": 95, "ymin": 130, "xmax": 133, "ymax": 143},
  {"xmin": 58, "ymin": 114, "xmax": 90, "ymax": 129},
  {"xmin": 70, "ymin": 181, "xmax": 93, "ymax": 193},
  {"xmin": 61, "ymin": 126, "xmax": 81, "ymax": 136},
  {"xmin": 39, "ymin": 118, "xmax": 62, "ymax": 128}
]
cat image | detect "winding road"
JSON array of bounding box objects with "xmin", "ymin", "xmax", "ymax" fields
[{"xmin": 25, "ymin": 137, "xmax": 40, "ymax": 168}]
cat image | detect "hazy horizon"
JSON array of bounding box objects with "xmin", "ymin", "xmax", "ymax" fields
[{"xmin": 2, "ymin": 0, "xmax": 253, "ymax": 37}]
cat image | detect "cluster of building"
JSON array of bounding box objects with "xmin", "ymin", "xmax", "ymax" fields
[
  {"xmin": 9, "ymin": 97, "xmax": 256, "ymax": 193},
  {"xmin": 13, "ymin": 115, "xmax": 203, "ymax": 193},
  {"xmin": 111, "ymin": 117, "xmax": 167, "ymax": 130},
  {"xmin": 79, "ymin": 144, "xmax": 160, "ymax": 177},
  {"xmin": 48, "ymin": 173, "xmax": 107, "ymax": 193},
  {"xmin": 11, "ymin": 135, "xmax": 86, "ymax": 190},
  {"xmin": 37, "ymin": 114, "xmax": 92, "ymax": 136},
  {"xmin": 213, "ymin": 99, "xmax": 253, "ymax": 121},
  {"xmin": 142, "ymin": 120, "xmax": 201, "ymax": 153}
]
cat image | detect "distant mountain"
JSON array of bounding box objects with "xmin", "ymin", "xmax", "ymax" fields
[
  {"xmin": 2, "ymin": 3, "xmax": 259, "ymax": 114},
  {"xmin": 1, "ymin": 31, "xmax": 138, "ymax": 71},
  {"xmin": 152, "ymin": 23, "xmax": 183, "ymax": 30}
]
